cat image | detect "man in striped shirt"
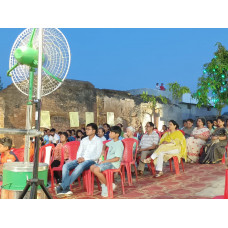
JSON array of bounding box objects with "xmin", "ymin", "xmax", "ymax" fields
[{"xmin": 137, "ymin": 122, "xmax": 159, "ymax": 175}]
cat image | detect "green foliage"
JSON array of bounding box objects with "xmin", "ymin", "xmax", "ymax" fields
[
  {"xmin": 140, "ymin": 91, "xmax": 168, "ymax": 112},
  {"xmin": 168, "ymin": 82, "xmax": 191, "ymax": 101},
  {"xmin": 192, "ymin": 42, "xmax": 228, "ymax": 115}
]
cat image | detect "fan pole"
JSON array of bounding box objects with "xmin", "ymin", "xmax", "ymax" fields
[
  {"xmin": 19, "ymin": 28, "xmax": 52, "ymax": 199},
  {"xmin": 24, "ymin": 68, "xmax": 35, "ymax": 163}
]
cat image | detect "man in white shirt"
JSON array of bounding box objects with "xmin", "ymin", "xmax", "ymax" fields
[
  {"xmin": 137, "ymin": 122, "xmax": 159, "ymax": 175},
  {"xmin": 55, "ymin": 123, "xmax": 103, "ymax": 196},
  {"xmin": 98, "ymin": 128, "xmax": 107, "ymax": 142},
  {"xmin": 49, "ymin": 128, "xmax": 60, "ymax": 145}
]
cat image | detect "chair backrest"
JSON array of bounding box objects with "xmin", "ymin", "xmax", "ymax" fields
[
  {"xmin": 103, "ymin": 140, "xmax": 111, "ymax": 145},
  {"xmin": 65, "ymin": 141, "xmax": 80, "ymax": 161},
  {"xmin": 39, "ymin": 144, "xmax": 55, "ymax": 164},
  {"xmin": 13, "ymin": 148, "xmax": 25, "ymax": 162},
  {"xmin": 121, "ymin": 138, "xmax": 138, "ymax": 163}
]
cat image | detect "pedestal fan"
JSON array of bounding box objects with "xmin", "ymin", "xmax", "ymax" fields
[{"xmin": 6, "ymin": 28, "xmax": 71, "ymax": 199}]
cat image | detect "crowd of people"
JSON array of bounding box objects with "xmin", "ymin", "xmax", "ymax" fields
[{"xmin": 0, "ymin": 116, "xmax": 227, "ymax": 198}]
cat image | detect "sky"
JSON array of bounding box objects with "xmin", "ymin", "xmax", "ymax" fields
[{"xmin": 0, "ymin": 28, "xmax": 228, "ymax": 112}]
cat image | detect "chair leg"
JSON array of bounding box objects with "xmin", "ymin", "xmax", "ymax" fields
[
  {"xmin": 133, "ymin": 163, "xmax": 138, "ymax": 181},
  {"xmin": 119, "ymin": 171, "xmax": 125, "ymax": 195},
  {"xmin": 125, "ymin": 164, "xmax": 132, "ymax": 186},
  {"xmin": 122, "ymin": 165, "xmax": 126, "ymax": 183},
  {"xmin": 222, "ymin": 154, "xmax": 225, "ymax": 164},
  {"xmin": 91, "ymin": 173, "xmax": 95, "ymax": 196},
  {"xmin": 173, "ymin": 157, "xmax": 180, "ymax": 174},
  {"xmin": 95, "ymin": 176, "xmax": 101, "ymax": 191},
  {"xmin": 181, "ymin": 159, "xmax": 185, "ymax": 172},
  {"xmin": 169, "ymin": 159, "xmax": 173, "ymax": 171},
  {"xmin": 224, "ymin": 169, "xmax": 228, "ymax": 199},
  {"xmin": 150, "ymin": 160, "xmax": 156, "ymax": 175},
  {"xmin": 51, "ymin": 170, "xmax": 55, "ymax": 191},
  {"xmin": 105, "ymin": 171, "xmax": 112, "ymax": 198}
]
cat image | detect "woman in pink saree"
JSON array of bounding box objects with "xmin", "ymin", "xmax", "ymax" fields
[{"xmin": 187, "ymin": 118, "xmax": 210, "ymax": 163}]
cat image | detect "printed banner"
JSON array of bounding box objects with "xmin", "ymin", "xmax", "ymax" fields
[
  {"xmin": 40, "ymin": 111, "xmax": 51, "ymax": 128},
  {"xmin": 107, "ymin": 112, "xmax": 114, "ymax": 126},
  {"xmin": 69, "ymin": 112, "xmax": 79, "ymax": 127},
  {"xmin": 86, "ymin": 112, "xmax": 94, "ymax": 125}
]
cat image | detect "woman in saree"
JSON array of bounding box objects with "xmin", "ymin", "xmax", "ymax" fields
[
  {"xmin": 199, "ymin": 116, "xmax": 228, "ymax": 164},
  {"xmin": 144, "ymin": 120, "xmax": 187, "ymax": 177},
  {"xmin": 186, "ymin": 118, "xmax": 210, "ymax": 163}
]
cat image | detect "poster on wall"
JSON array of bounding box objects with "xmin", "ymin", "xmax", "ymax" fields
[
  {"xmin": 40, "ymin": 111, "xmax": 51, "ymax": 128},
  {"xmin": 69, "ymin": 112, "xmax": 79, "ymax": 127},
  {"xmin": 107, "ymin": 112, "xmax": 114, "ymax": 126},
  {"xmin": 86, "ymin": 112, "xmax": 94, "ymax": 125}
]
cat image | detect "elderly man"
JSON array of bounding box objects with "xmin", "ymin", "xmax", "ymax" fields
[{"xmin": 137, "ymin": 122, "xmax": 159, "ymax": 175}]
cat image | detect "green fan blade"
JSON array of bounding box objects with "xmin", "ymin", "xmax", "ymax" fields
[
  {"xmin": 28, "ymin": 28, "xmax": 36, "ymax": 48},
  {"xmin": 42, "ymin": 67, "xmax": 62, "ymax": 82},
  {"xmin": 7, "ymin": 63, "xmax": 19, "ymax": 77}
]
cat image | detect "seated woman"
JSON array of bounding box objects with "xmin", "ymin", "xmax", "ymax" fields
[
  {"xmin": 186, "ymin": 118, "xmax": 210, "ymax": 163},
  {"xmin": 160, "ymin": 125, "xmax": 168, "ymax": 137},
  {"xmin": 207, "ymin": 120, "xmax": 215, "ymax": 134},
  {"xmin": 199, "ymin": 116, "xmax": 228, "ymax": 164},
  {"xmin": 51, "ymin": 132, "xmax": 70, "ymax": 183},
  {"xmin": 144, "ymin": 120, "xmax": 186, "ymax": 177},
  {"xmin": 75, "ymin": 130, "xmax": 84, "ymax": 141}
]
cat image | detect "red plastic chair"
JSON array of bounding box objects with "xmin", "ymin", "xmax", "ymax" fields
[
  {"xmin": 121, "ymin": 138, "xmax": 138, "ymax": 186},
  {"xmin": 169, "ymin": 156, "xmax": 185, "ymax": 174},
  {"xmin": 221, "ymin": 143, "xmax": 228, "ymax": 164},
  {"xmin": 50, "ymin": 141, "xmax": 80, "ymax": 190},
  {"xmin": 50, "ymin": 146, "xmax": 65, "ymax": 190},
  {"xmin": 90, "ymin": 143, "xmax": 109, "ymax": 195},
  {"xmin": 39, "ymin": 144, "xmax": 55, "ymax": 163},
  {"xmin": 179, "ymin": 129, "xmax": 185, "ymax": 136},
  {"xmin": 13, "ymin": 148, "xmax": 25, "ymax": 162},
  {"xmin": 91, "ymin": 141, "xmax": 125, "ymax": 198}
]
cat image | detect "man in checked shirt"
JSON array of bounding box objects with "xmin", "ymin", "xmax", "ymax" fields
[{"xmin": 137, "ymin": 122, "xmax": 159, "ymax": 175}]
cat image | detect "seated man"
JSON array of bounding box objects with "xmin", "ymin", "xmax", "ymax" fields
[
  {"xmin": 90, "ymin": 126, "xmax": 124, "ymax": 197},
  {"xmin": 55, "ymin": 123, "xmax": 103, "ymax": 196},
  {"xmin": 137, "ymin": 122, "xmax": 159, "ymax": 175},
  {"xmin": 98, "ymin": 128, "xmax": 107, "ymax": 142},
  {"xmin": 0, "ymin": 137, "xmax": 19, "ymax": 177},
  {"xmin": 49, "ymin": 128, "xmax": 60, "ymax": 146},
  {"xmin": 183, "ymin": 119, "xmax": 194, "ymax": 138}
]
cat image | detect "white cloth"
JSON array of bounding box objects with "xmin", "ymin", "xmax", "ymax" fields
[
  {"xmin": 140, "ymin": 131, "xmax": 159, "ymax": 149},
  {"xmin": 151, "ymin": 148, "xmax": 180, "ymax": 171},
  {"xmin": 76, "ymin": 135, "xmax": 103, "ymax": 161},
  {"xmin": 49, "ymin": 133, "xmax": 60, "ymax": 144},
  {"xmin": 100, "ymin": 136, "xmax": 107, "ymax": 142}
]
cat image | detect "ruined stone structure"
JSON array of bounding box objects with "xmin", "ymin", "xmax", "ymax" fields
[{"xmin": 0, "ymin": 79, "xmax": 217, "ymax": 147}]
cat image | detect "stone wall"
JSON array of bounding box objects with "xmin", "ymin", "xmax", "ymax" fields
[{"xmin": 0, "ymin": 79, "xmax": 219, "ymax": 147}]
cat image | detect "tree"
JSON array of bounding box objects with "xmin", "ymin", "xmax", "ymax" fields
[
  {"xmin": 0, "ymin": 74, "xmax": 3, "ymax": 91},
  {"xmin": 167, "ymin": 82, "xmax": 191, "ymax": 101},
  {"xmin": 141, "ymin": 91, "xmax": 168, "ymax": 125},
  {"xmin": 192, "ymin": 42, "xmax": 228, "ymax": 115}
]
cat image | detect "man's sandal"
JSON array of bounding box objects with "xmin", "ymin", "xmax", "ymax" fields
[{"xmin": 155, "ymin": 172, "xmax": 163, "ymax": 178}]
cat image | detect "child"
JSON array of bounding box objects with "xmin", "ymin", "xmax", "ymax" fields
[
  {"xmin": 90, "ymin": 126, "xmax": 124, "ymax": 197},
  {"xmin": 0, "ymin": 137, "xmax": 19, "ymax": 175}
]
